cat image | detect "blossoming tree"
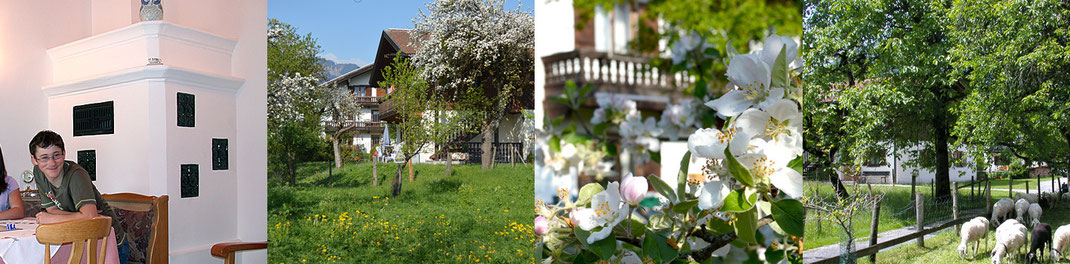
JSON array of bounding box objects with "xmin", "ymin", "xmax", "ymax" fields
[{"xmin": 536, "ymin": 35, "xmax": 804, "ymax": 263}]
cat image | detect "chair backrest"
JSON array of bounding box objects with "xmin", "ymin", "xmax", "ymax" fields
[
  {"xmin": 36, "ymin": 216, "xmax": 112, "ymax": 264},
  {"xmin": 210, "ymin": 242, "xmax": 267, "ymax": 264},
  {"xmin": 102, "ymin": 193, "xmax": 168, "ymax": 264}
]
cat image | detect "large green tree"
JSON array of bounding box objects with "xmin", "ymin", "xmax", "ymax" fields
[
  {"xmin": 267, "ymin": 18, "xmax": 328, "ymax": 186},
  {"xmin": 805, "ymin": 0, "xmax": 967, "ymax": 200},
  {"xmin": 947, "ymin": 0, "xmax": 1070, "ymax": 180}
]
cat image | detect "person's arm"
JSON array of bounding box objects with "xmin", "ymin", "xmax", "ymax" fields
[
  {"xmin": 0, "ymin": 190, "xmax": 25, "ymax": 220},
  {"xmin": 36, "ymin": 203, "xmax": 99, "ymax": 224}
]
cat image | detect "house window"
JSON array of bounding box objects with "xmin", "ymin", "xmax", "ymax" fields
[
  {"xmin": 213, "ymin": 138, "xmax": 229, "ymax": 170},
  {"xmin": 952, "ymin": 151, "xmax": 966, "ymax": 167},
  {"xmin": 372, "ymin": 110, "xmax": 380, "ymax": 122},
  {"xmin": 864, "ymin": 149, "xmax": 888, "ymax": 167},
  {"xmin": 372, "ymin": 135, "xmax": 381, "ymax": 147}
]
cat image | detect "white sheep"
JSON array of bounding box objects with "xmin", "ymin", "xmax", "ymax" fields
[
  {"xmin": 1063, "ymin": 193, "xmax": 1070, "ymax": 208},
  {"xmin": 992, "ymin": 219, "xmax": 1028, "ymax": 264},
  {"xmin": 1017, "ymin": 193, "xmax": 1039, "ymax": 204},
  {"xmin": 959, "ymin": 216, "xmax": 990, "ymax": 259},
  {"xmin": 1015, "ymin": 198, "xmax": 1030, "ymax": 223},
  {"xmin": 1053, "ymin": 224, "xmax": 1070, "ymax": 262},
  {"xmin": 992, "ymin": 198, "xmax": 1015, "ymax": 226},
  {"xmin": 1041, "ymin": 192, "xmax": 1058, "ymax": 208},
  {"xmin": 1028, "ymin": 203, "xmax": 1043, "ymax": 228}
]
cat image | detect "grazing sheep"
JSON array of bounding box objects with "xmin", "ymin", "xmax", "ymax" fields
[
  {"xmin": 992, "ymin": 219, "xmax": 1028, "ymax": 264},
  {"xmin": 1063, "ymin": 193, "xmax": 1070, "ymax": 208},
  {"xmin": 1040, "ymin": 192, "xmax": 1056, "ymax": 208},
  {"xmin": 960, "ymin": 217, "xmax": 991, "ymax": 259},
  {"xmin": 1053, "ymin": 224, "xmax": 1070, "ymax": 262},
  {"xmin": 1028, "ymin": 203, "xmax": 1043, "ymax": 228},
  {"xmin": 1015, "ymin": 199, "xmax": 1030, "ymax": 223},
  {"xmin": 1018, "ymin": 193, "xmax": 1039, "ymax": 204},
  {"xmin": 993, "ymin": 198, "xmax": 1016, "ymax": 226},
  {"xmin": 1027, "ymin": 223, "xmax": 1052, "ymax": 264}
]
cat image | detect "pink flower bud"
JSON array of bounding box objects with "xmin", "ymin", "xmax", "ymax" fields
[
  {"xmin": 620, "ymin": 173, "xmax": 648, "ymax": 205},
  {"xmin": 534, "ymin": 216, "xmax": 549, "ymax": 236}
]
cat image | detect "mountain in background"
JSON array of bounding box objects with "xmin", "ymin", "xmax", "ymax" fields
[{"xmin": 319, "ymin": 58, "xmax": 361, "ymax": 81}]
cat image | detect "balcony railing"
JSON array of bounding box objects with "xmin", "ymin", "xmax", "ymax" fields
[
  {"xmin": 460, "ymin": 142, "xmax": 525, "ymax": 164},
  {"xmin": 353, "ymin": 96, "xmax": 381, "ymax": 106},
  {"xmin": 322, "ymin": 120, "xmax": 385, "ymax": 132},
  {"xmin": 542, "ymin": 49, "xmax": 693, "ymax": 97}
]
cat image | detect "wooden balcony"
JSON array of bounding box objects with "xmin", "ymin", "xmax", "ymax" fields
[
  {"xmin": 322, "ymin": 120, "xmax": 385, "ymax": 133},
  {"xmin": 378, "ymin": 95, "xmax": 399, "ymax": 123},
  {"xmin": 542, "ymin": 49, "xmax": 692, "ymax": 115},
  {"xmin": 353, "ymin": 96, "xmax": 381, "ymax": 107}
]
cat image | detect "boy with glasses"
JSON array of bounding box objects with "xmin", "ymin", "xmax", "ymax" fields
[{"xmin": 29, "ymin": 130, "xmax": 129, "ymax": 264}]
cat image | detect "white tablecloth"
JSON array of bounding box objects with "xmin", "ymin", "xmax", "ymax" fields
[{"xmin": 0, "ymin": 219, "xmax": 119, "ymax": 264}]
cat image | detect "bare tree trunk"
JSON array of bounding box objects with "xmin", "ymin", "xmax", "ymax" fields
[
  {"xmin": 446, "ymin": 145, "xmax": 453, "ymax": 176},
  {"xmin": 408, "ymin": 159, "xmax": 414, "ymax": 182},
  {"xmin": 332, "ymin": 135, "xmax": 343, "ymax": 169},
  {"xmin": 372, "ymin": 148, "xmax": 379, "ymax": 186},
  {"xmin": 481, "ymin": 122, "xmax": 494, "ymax": 169},
  {"xmin": 392, "ymin": 158, "xmax": 408, "ymax": 197}
]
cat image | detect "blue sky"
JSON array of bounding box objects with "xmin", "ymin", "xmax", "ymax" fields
[{"xmin": 269, "ymin": 0, "xmax": 534, "ymax": 67}]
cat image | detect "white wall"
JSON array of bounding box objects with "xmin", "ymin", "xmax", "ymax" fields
[{"xmin": 847, "ymin": 144, "xmax": 978, "ymax": 184}]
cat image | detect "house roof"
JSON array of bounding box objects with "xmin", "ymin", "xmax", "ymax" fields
[
  {"xmin": 384, "ymin": 29, "xmax": 420, "ymax": 54},
  {"xmin": 322, "ymin": 63, "xmax": 375, "ymax": 87}
]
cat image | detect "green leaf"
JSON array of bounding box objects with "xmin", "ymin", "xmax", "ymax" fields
[
  {"xmin": 770, "ymin": 44, "xmax": 790, "ymax": 89},
  {"xmin": 693, "ymin": 78, "xmax": 708, "ymax": 98},
  {"xmin": 604, "ymin": 143, "xmax": 618, "ymax": 157},
  {"xmin": 570, "ymin": 249, "xmax": 600, "ymax": 264},
  {"xmin": 721, "ymin": 189, "xmax": 756, "ymax": 212},
  {"xmin": 593, "ymin": 123, "xmax": 608, "ymax": 135},
  {"xmin": 788, "ymin": 155, "xmax": 804, "ymax": 175},
  {"xmin": 563, "ymin": 132, "xmax": 592, "ymax": 144},
  {"xmin": 706, "ymin": 216, "xmax": 735, "ymax": 234},
  {"xmin": 577, "ymin": 183, "xmax": 604, "ymax": 206},
  {"xmin": 628, "ymin": 217, "xmax": 647, "ymax": 237},
  {"xmin": 551, "ymin": 97, "xmax": 570, "ymax": 105},
  {"xmin": 649, "ymin": 150, "xmax": 661, "ymax": 163},
  {"xmin": 639, "ymin": 197, "xmax": 661, "ymax": 209},
  {"xmin": 765, "ymin": 248, "xmax": 786, "ymax": 264},
  {"xmin": 534, "ymin": 243, "xmax": 545, "ymax": 262},
  {"xmin": 672, "ymin": 200, "xmax": 699, "ymax": 214},
  {"xmin": 771, "ymin": 198, "xmax": 805, "ymax": 237},
  {"xmin": 733, "ymin": 207, "xmax": 758, "ymax": 244},
  {"xmin": 724, "ymin": 147, "xmax": 754, "ymax": 186},
  {"xmin": 574, "ymin": 227, "xmax": 617, "ymax": 260},
  {"xmin": 647, "ymin": 175, "xmax": 677, "ymax": 203},
  {"xmin": 677, "ymin": 152, "xmax": 692, "ymax": 202},
  {"xmin": 643, "ymin": 230, "xmax": 678, "ymax": 264},
  {"xmin": 549, "ymin": 135, "xmax": 561, "ymax": 153}
]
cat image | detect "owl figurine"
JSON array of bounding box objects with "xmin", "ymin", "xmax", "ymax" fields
[{"xmin": 140, "ymin": 0, "xmax": 163, "ymax": 21}]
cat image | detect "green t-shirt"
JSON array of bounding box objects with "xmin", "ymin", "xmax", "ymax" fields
[{"xmin": 34, "ymin": 161, "xmax": 127, "ymax": 245}]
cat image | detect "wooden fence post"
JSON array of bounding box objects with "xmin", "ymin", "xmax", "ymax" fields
[
  {"xmin": 870, "ymin": 198, "xmax": 882, "ymax": 263},
  {"xmin": 953, "ymin": 182, "xmax": 960, "ymax": 232},
  {"xmin": 1027, "ymin": 181, "xmax": 1030, "ymax": 194},
  {"xmin": 987, "ymin": 180, "xmax": 993, "ymax": 216},
  {"xmin": 1010, "ymin": 178, "xmax": 1014, "ymax": 198},
  {"xmin": 916, "ymin": 193, "xmax": 924, "ymax": 247}
]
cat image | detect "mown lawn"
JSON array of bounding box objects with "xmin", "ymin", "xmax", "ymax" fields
[
  {"xmin": 805, "ymin": 181, "xmax": 1010, "ymax": 249},
  {"xmin": 989, "ymin": 175, "xmax": 1064, "ymax": 192},
  {"xmin": 268, "ymin": 161, "xmax": 535, "ymax": 263},
  {"xmin": 873, "ymin": 204, "xmax": 1070, "ymax": 263}
]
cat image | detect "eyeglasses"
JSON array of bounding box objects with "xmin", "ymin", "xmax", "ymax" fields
[{"xmin": 35, "ymin": 153, "xmax": 64, "ymax": 164}]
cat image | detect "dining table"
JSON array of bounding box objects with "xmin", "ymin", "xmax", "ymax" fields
[{"xmin": 0, "ymin": 218, "xmax": 120, "ymax": 264}]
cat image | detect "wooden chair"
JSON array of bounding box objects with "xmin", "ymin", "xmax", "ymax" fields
[
  {"xmin": 102, "ymin": 193, "xmax": 168, "ymax": 264},
  {"xmin": 36, "ymin": 216, "xmax": 113, "ymax": 264},
  {"xmin": 210, "ymin": 242, "xmax": 267, "ymax": 264}
]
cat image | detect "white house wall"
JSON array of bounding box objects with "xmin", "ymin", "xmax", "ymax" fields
[
  {"xmin": 533, "ymin": 0, "xmax": 574, "ymax": 130},
  {"xmin": 848, "ymin": 144, "xmax": 978, "ymax": 184}
]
